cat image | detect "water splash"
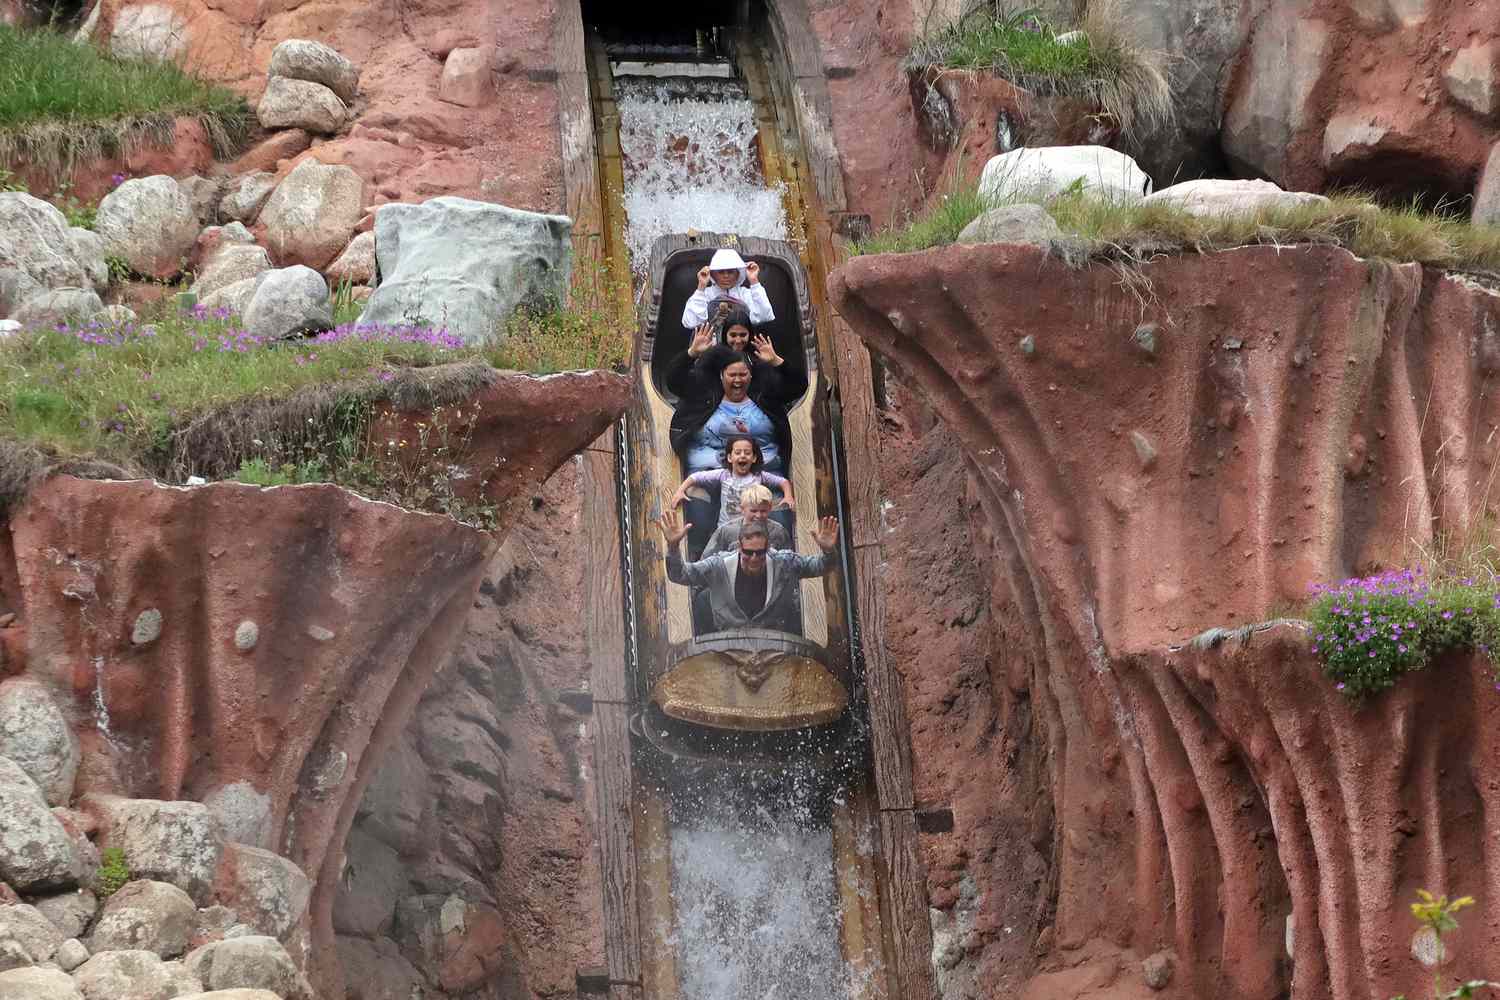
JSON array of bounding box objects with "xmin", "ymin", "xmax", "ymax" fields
[
  {"xmin": 616, "ymin": 75, "xmax": 788, "ymax": 273},
  {"xmin": 666, "ymin": 774, "xmax": 851, "ymax": 999}
]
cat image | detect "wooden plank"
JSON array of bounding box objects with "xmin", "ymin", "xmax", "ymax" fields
[
  {"xmin": 593, "ymin": 702, "xmax": 641, "ymax": 986},
  {"xmin": 879, "ymin": 810, "xmax": 938, "ymax": 1000},
  {"xmin": 855, "ymin": 545, "xmax": 915, "ymax": 810},
  {"xmin": 608, "ymin": 986, "xmax": 641, "ymax": 1000},
  {"xmin": 581, "ymin": 434, "xmax": 628, "ymax": 703},
  {"xmin": 635, "ymin": 780, "xmax": 678, "ymax": 997},
  {"xmin": 554, "ymin": 1, "xmax": 603, "ymax": 273},
  {"xmin": 834, "ymin": 782, "xmax": 891, "ymax": 1000}
]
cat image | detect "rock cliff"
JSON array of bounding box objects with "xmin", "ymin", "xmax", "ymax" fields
[{"xmin": 832, "ymin": 243, "xmax": 1500, "ymax": 998}]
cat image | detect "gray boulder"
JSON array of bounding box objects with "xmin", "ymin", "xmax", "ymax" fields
[
  {"xmin": 1221, "ymin": 11, "xmax": 1330, "ymax": 183},
  {"xmin": 109, "ymin": 4, "xmax": 187, "ymax": 61},
  {"xmin": 268, "ymin": 39, "xmax": 359, "ymax": 103},
  {"xmin": 258, "ymin": 159, "xmax": 363, "ymax": 270},
  {"xmin": 0, "ymin": 758, "xmax": 83, "ymax": 893},
  {"xmin": 0, "ymin": 679, "xmax": 79, "ymax": 806},
  {"xmin": 243, "ymin": 266, "xmax": 331, "ymax": 341},
  {"xmin": 957, "ymin": 204, "xmax": 1062, "ymax": 246},
  {"xmin": 95, "ymin": 177, "xmax": 199, "ymax": 279},
  {"xmin": 978, "ymin": 146, "xmax": 1152, "ymax": 205},
  {"xmin": 78, "ymin": 796, "xmax": 224, "ymax": 905},
  {"xmin": 33, "ymin": 891, "xmax": 97, "ymax": 940},
  {"xmin": 183, "ymin": 936, "xmax": 311, "ymax": 999},
  {"xmin": 200, "ymin": 785, "xmax": 271, "ymax": 851},
  {"xmin": 54, "ymin": 938, "xmax": 87, "ymax": 973},
  {"xmin": 178, "ymin": 176, "xmax": 224, "ymax": 228},
  {"xmin": 0, "ymin": 193, "xmax": 90, "ymax": 312},
  {"xmin": 1475, "ymin": 143, "xmax": 1500, "ymax": 226},
  {"xmin": 197, "ymin": 276, "xmax": 266, "ymax": 323},
  {"xmin": 190, "ymin": 245, "xmax": 272, "ymax": 300},
  {"xmin": 94, "ymin": 304, "xmax": 139, "ymax": 328},
  {"xmin": 1444, "ymin": 40, "xmax": 1496, "ymax": 118},
  {"xmin": 357, "ymin": 197, "xmax": 571, "ymax": 345},
  {"xmin": 73, "ymin": 949, "xmax": 202, "ymax": 999},
  {"xmin": 219, "ymin": 175, "xmax": 277, "ymax": 226},
  {"xmin": 67, "ymin": 229, "xmax": 108, "ymax": 292},
  {"xmin": 0, "ymin": 966, "xmax": 82, "ymax": 999},
  {"xmin": 12, "ymin": 289, "xmax": 104, "ymax": 330},
  {"xmin": 256, "ymin": 77, "xmax": 347, "ymax": 135},
  {"xmin": 216, "ymin": 845, "xmax": 309, "ymax": 942},
  {"xmin": 89, "ymin": 880, "xmax": 196, "ymax": 958},
  {"xmin": 176, "ymin": 991, "xmax": 282, "ymax": 999},
  {"xmin": 0, "ymin": 904, "xmax": 63, "ymax": 968}
]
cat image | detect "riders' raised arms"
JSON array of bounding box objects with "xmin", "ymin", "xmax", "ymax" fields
[{"xmin": 681, "ymin": 248, "xmax": 775, "ymax": 328}]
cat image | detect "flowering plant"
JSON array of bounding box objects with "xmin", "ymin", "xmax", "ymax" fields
[{"xmin": 1308, "ymin": 568, "xmax": 1500, "ymax": 698}]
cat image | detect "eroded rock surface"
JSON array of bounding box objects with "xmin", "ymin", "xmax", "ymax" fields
[{"xmin": 832, "ymin": 242, "xmax": 1500, "ymax": 999}]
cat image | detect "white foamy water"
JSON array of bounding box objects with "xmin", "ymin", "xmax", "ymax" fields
[
  {"xmin": 667, "ymin": 780, "xmax": 852, "ymax": 1000},
  {"xmin": 615, "ymin": 74, "xmax": 788, "ymax": 272}
]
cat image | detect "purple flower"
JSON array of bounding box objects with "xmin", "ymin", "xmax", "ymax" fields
[
  {"xmin": 1336, "ymin": 682, "xmax": 1346, "ymax": 691},
  {"xmin": 1443, "ymin": 611, "xmax": 1455, "ymax": 620},
  {"xmin": 110, "ymin": 173, "xmax": 126, "ymax": 187}
]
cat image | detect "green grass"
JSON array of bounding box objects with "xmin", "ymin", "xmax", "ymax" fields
[
  {"xmin": 906, "ymin": 1, "xmax": 1172, "ymax": 137},
  {"xmin": 0, "ymin": 24, "xmax": 253, "ymax": 177},
  {"xmin": 853, "ymin": 179, "xmax": 1500, "ymax": 276}
]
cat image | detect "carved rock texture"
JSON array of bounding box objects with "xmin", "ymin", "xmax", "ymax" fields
[
  {"xmin": 0, "ymin": 371, "xmax": 627, "ymax": 997},
  {"xmin": 831, "ymin": 243, "xmax": 1500, "ymax": 999}
]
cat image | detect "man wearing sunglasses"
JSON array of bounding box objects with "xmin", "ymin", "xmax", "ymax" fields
[{"xmin": 659, "ymin": 509, "xmax": 839, "ymax": 635}]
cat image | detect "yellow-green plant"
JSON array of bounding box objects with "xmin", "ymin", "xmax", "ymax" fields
[
  {"xmin": 1392, "ymin": 890, "xmax": 1497, "ymax": 1000},
  {"xmin": 97, "ymin": 846, "xmax": 131, "ymax": 897}
]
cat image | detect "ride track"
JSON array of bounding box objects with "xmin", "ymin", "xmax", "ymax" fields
[{"xmin": 562, "ymin": 5, "xmax": 937, "ymax": 999}]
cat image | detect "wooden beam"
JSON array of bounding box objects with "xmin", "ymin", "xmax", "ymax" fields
[
  {"xmin": 582, "ymin": 436, "xmax": 629, "ymax": 703},
  {"xmin": 593, "ymin": 702, "xmax": 641, "ymax": 987},
  {"xmin": 879, "ymin": 810, "xmax": 938, "ymax": 1000}
]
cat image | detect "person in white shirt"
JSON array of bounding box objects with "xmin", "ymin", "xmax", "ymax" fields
[{"xmin": 681, "ymin": 248, "xmax": 775, "ymax": 329}]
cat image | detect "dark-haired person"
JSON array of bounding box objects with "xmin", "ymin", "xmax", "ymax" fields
[{"xmin": 659, "ymin": 509, "xmax": 838, "ymax": 635}]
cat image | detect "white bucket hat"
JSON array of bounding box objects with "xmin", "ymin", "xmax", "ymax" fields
[{"xmin": 708, "ymin": 248, "xmax": 749, "ymax": 284}]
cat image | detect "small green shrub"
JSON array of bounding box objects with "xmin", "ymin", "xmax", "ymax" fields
[
  {"xmin": 97, "ymin": 846, "xmax": 130, "ymax": 897},
  {"xmin": 1307, "ymin": 569, "xmax": 1500, "ymax": 699}
]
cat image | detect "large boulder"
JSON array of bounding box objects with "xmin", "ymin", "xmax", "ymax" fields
[
  {"xmin": 78, "ymin": 796, "xmax": 224, "ymax": 904},
  {"xmin": 108, "ymin": 4, "xmax": 187, "ymax": 61},
  {"xmin": 257, "ymin": 160, "xmax": 363, "ymax": 270},
  {"xmin": 0, "ymin": 679, "xmax": 79, "ymax": 806},
  {"xmin": 1476, "ymin": 144, "xmax": 1500, "ymax": 225},
  {"xmin": 218, "ymin": 174, "xmax": 277, "ymax": 226},
  {"xmin": 95, "ymin": 177, "xmax": 199, "ymax": 279},
  {"xmin": 66, "ymin": 229, "xmax": 108, "ymax": 293},
  {"xmin": 438, "ymin": 47, "xmax": 491, "ymax": 108},
  {"xmin": 0, "ymin": 758, "xmax": 83, "ymax": 893},
  {"xmin": 0, "ymin": 193, "xmax": 90, "ymax": 314},
  {"xmin": 1220, "ymin": 9, "xmax": 1330, "ymax": 184},
  {"xmin": 0, "ymin": 904, "xmax": 64, "ymax": 968},
  {"xmin": 356, "ymin": 198, "xmax": 571, "ymax": 345},
  {"xmin": 392, "ymin": 894, "xmax": 505, "ymax": 993},
  {"xmin": 32, "ymin": 890, "xmax": 96, "ymax": 941},
  {"xmin": 1142, "ymin": 178, "xmax": 1331, "ymax": 217},
  {"xmin": 214, "ymin": 845, "xmax": 310, "ymax": 942},
  {"xmin": 178, "ymin": 177, "xmax": 224, "ymax": 229},
  {"xmin": 197, "ymin": 275, "xmax": 265, "ymax": 322},
  {"xmin": 242, "ymin": 266, "xmax": 331, "ymax": 341},
  {"xmin": 268, "ymin": 39, "xmax": 359, "ymax": 103},
  {"xmin": 12, "ymin": 289, "xmax": 104, "ymax": 330},
  {"xmin": 189, "ymin": 245, "xmax": 272, "ymax": 300},
  {"xmin": 978, "ymin": 146, "xmax": 1152, "ymax": 204},
  {"xmin": 89, "ymin": 880, "xmax": 196, "ymax": 957},
  {"xmin": 256, "ymin": 77, "xmax": 347, "ymax": 135},
  {"xmin": 0, "ymin": 966, "xmax": 82, "ymax": 999},
  {"xmin": 1444, "ymin": 40, "xmax": 1497, "ymax": 118},
  {"xmin": 72, "ymin": 950, "xmax": 201, "ymax": 1000},
  {"xmin": 183, "ymin": 936, "xmax": 311, "ymax": 999}
]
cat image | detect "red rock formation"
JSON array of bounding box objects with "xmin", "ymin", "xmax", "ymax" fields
[
  {"xmin": 831, "ymin": 243, "xmax": 1500, "ymax": 998},
  {"xmin": 1223, "ymin": 0, "xmax": 1500, "ymax": 201},
  {"xmin": 0, "ymin": 369, "xmax": 628, "ymax": 997}
]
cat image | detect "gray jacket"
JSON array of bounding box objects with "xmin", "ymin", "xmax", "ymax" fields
[
  {"xmin": 666, "ymin": 544, "xmax": 832, "ymax": 633},
  {"xmin": 701, "ymin": 517, "xmax": 791, "ymax": 558}
]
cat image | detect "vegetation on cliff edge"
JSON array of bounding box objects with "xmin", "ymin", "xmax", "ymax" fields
[
  {"xmin": 905, "ymin": 1, "xmax": 1173, "ymax": 138},
  {"xmin": 0, "ymin": 24, "xmax": 252, "ymax": 176},
  {"xmin": 854, "ymin": 181, "xmax": 1500, "ymax": 278}
]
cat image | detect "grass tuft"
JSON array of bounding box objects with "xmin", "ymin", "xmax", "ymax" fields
[
  {"xmin": 0, "ymin": 24, "xmax": 253, "ymax": 178},
  {"xmin": 906, "ymin": 1, "xmax": 1172, "ymax": 138}
]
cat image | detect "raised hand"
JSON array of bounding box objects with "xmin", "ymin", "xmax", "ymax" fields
[
  {"xmin": 751, "ymin": 333, "xmax": 782, "ymax": 366},
  {"xmin": 813, "ymin": 516, "xmax": 839, "ymax": 552},
  {"xmin": 745, "ymin": 260, "xmax": 760, "ymax": 285},
  {"xmin": 696, "ymin": 266, "xmax": 711, "ymax": 291},
  {"xmin": 687, "ymin": 323, "xmax": 716, "ymax": 358},
  {"xmin": 658, "ymin": 508, "xmax": 692, "ymax": 546}
]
